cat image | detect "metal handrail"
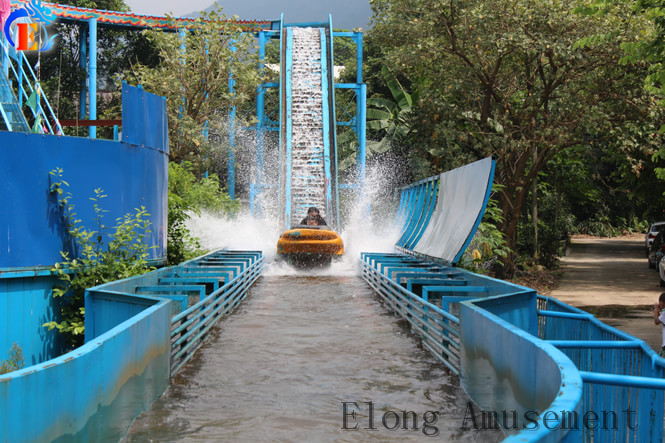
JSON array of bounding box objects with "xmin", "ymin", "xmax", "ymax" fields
[{"xmin": 1, "ymin": 32, "xmax": 62, "ymax": 134}]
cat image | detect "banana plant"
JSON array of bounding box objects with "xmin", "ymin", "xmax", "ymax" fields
[{"xmin": 366, "ymin": 66, "xmax": 420, "ymax": 154}]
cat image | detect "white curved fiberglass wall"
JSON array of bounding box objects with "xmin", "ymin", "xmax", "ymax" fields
[{"xmin": 412, "ymin": 157, "xmax": 494, "ymax": 263}]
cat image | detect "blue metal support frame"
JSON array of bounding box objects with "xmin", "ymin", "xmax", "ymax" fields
[
  {"xmin": 320, "ymin": 27, "xmax": 333, "ymax": 222},
  {"xmin": 283, "ymin": 25, "xmax": 293, "ymax": 227},
  {"xmin": 79, "ymin": 29, "xmax": 87, "ymax": 120},
  {"xmin": 251, "ymin": 23, "xmax": 367, "ymax": 225},
  {"xmin": 88, "ymin": 18, "xmax": 97, "ymax": 138},
  {"xmin": 227, "ymin": 39, "xmax": 237, "ymax": 199}
]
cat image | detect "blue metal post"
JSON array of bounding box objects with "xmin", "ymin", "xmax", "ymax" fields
[
  {"xmin": 320, "ymin": 28, "xmax": 333, "ymax": 223},
  {"xmin": 88, "ymin": 18, "xmax": 97, "ymax": 138},
  {"xmin": 178, "ymin": 28, "xmax": 186, "ymax": 150},
  {"xmin": 1, "ymin": 34, "xmax": 7, "ymax": 77},
  {"xmin": 79, "ymin": 30, "xmax": 87, "ymax": 120},
  {"xmin": 283, "ymin": 26, "xmax": 293, "ymax": 229},
  {"xmin": 228, "ymin": 39, "xmax": 237, "ymax": 200},
  {"xmin": 357, "ymin": 83, "xmax": 367, "ymax": 184},
  {"xmin": 251, "ymin": 31, "xmax": 267, "ymax": 215},
  {"xmin": 356, "ymin": 32, "xmax": 363, "ymax": 84}
]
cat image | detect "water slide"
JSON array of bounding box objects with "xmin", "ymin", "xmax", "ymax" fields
[
  {"xmin": 276, "ymin": 18, "xmax": 343, "ymax": 264},
  {"xmin": 278, "ymin": 19, "xmax": 339, "ymax": 229}
]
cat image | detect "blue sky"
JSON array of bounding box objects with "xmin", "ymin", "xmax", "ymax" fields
[{"xmin": 123, "ymin": 0, "xmax": 372, "ymax": 30}]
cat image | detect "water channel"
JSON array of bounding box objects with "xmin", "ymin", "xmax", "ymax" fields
[{"xmin": 125, "ymin": 268, "xmax": 503, "ymax": 442}]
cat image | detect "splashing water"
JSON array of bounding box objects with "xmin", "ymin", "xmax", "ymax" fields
[{"xmin": 186, "ymin": 166, "xmax": 402, "ymax": 277}]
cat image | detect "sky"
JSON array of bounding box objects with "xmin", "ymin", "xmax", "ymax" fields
[{"xmin": 123, "ymin": 0, "xmax": 372, "ymax": 30}]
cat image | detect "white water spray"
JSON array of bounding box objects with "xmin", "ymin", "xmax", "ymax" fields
[{"xmin": 186, "ymin": 164, "xmax": 402, "ymax": 277}]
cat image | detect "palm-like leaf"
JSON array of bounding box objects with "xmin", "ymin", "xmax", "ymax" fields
[{"xmin": 366, "ymin": 66, "xmax": 418, "ymax": 154}]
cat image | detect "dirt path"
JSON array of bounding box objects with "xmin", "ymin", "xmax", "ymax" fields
[{"xmin": 549, "ymin": 235, "xmax": 663, "ymax": 352}]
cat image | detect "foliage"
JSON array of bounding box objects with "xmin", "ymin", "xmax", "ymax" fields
[
  {"xmin": 458, "ymin": 188, "xmax": 510, "ymax": 274},
  {"xmin": 366, "ymin": 0, "xmax": 660, "ymax": 276},
  {"xmin": 125, "ymin": 8, "xmax": 261, "ymax": 169},
  {"xmin": 44, "ymin": 168, "xmax": 154, "ymax": 348},
  {"xmin": 0, "ymin": 343, "xmax": 25, "ymax": 375},
  {"xmin": 366, "ymin": 66, "xmax": 419, "ymax": 155},
  {"xmin": 167, "ymin": 161, "xmax": 239, "ymax": 264},
  {"xmin": 32, "ymin": 0, "xmax": 160, "ymax": 138},
  {"xmin": 576, "ymin": 0, "xmax": 665, "ymax": 101}
]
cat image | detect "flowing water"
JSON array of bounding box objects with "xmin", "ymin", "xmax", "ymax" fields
[
  {"xmin": 125, "ymin": 272, "xmax": 501, "ymax": 442},
  {"xmin": 288, "ymin": 27, "xmax": 327, "ymax": 224}
]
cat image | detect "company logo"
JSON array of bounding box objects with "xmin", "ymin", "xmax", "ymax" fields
[{"xmin": 3, "ymin": 0, "xmax": 57, "ymax": 51}]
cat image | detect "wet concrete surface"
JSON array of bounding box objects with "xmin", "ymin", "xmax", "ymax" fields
[{"xmin": 550, "ymin": 235, "xmax": 664, "ymax": 353}]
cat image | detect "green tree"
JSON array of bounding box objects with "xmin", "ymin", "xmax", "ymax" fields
[
  {"xmin": 367, "ymin": 0, "xmax": 656, "ymax": 276},
  {"xmin": 366, "ymin": 66, "xmax": 419, "ymax": 155},
  {"xmin": 167, "ymin": 161, "xmax": 239, "ymax": 264},
  {"xmin": 126, "ymin": 8, "xmax": 261, "ymax": 169}
]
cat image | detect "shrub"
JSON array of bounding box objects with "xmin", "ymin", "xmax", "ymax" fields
[
  {"xmin": 44, "ymin": 168, "xmax": 154, "ymax": 349},
  {"xmin": 167, "ymin": 161, "xmax": 239, "ymax": 264},
  {"xmin": 0, "ymin": 343, "xmax": 25, "ymax": 375}
]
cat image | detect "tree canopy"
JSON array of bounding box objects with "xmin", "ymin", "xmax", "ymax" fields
[{"xmin": 366, "ymin": 0, "xmax": 665, "ymax": 275}]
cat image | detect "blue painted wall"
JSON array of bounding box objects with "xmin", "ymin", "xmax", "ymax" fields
[
  {"xmin": 460, "ymin": 297, "xmax": 583, "ymax": 441},
  {"xmin": 0, "ymin": 271, "xmax": 64, "ymax": 365},
  {"xmin": 0, "ymin": 83, "xmax": 171, "ymax": 440},
  {"xmin": 0, "ymin": 131, "xmax": 168, "ymax": 268},
  {"xmin": 0, "ymin": 83, "xmax": 168, "ymax": 363},
  {"xmin": 0, "ymin": 293, "xmax": 171, "ymax": 443}
]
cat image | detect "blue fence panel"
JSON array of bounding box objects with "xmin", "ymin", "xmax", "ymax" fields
[
  {"xmin": 538, "ymin": 296, "xmax": 665, "ymax": 442},
  {"xmin": 121, "ymin": 82, "xmax": 169, "ymax": 153}
]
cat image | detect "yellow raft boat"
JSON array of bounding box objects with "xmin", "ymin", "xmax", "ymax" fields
[{"xmin": 277, "ymin": 227, "xmax": 344, "ymax": 267}]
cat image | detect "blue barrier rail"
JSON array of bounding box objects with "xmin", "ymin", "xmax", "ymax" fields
[
  {"xmin": 360, "ymin": 252, "xmax": 533, "ymax": 374},
  {"xmin": 537, "ymin": 296, "xmax": 665, "ymax": 442},
  {"xmin": 362, "ymin": 157, "xmax": 665, "ymax": 441},
  {"xmin": 169, "ymin": 250, "xmax": 263, "ymax": 375},
  {"xmin": 90, "ymin": 249, "xmax": 264, "ymax": 376},
  {"xmin": 1, "ymin": 249, "xmax": 262, "ymax": 442}
]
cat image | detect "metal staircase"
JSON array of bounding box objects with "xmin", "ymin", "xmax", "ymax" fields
[
  {"xmin": 0, "ymin": 32, "xmax": 62, "ymax": 134},
  {"xmin": 0, "ymin": 69, "xmax": 30, "ymax": 132}
]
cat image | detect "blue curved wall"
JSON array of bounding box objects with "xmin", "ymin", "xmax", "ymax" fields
[
  {"xmin": 460, "ymin": 296, "xmax": 583, "ymax": 441},
  {"xmin": 0, "ymin": 292, "xmax": 171, "ymax": 442},
  {"xmin": 0, "ymin": 131, "xmax": 168, "ymax": 268}
]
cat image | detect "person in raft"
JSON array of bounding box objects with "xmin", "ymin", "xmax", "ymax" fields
[
  {"xmin": 654, "ymin": 292, "xmax": 665, "ymax": 358},
  {"xmin": 300, "ymin": 207, "xmax": 327, "ymax": 226}
]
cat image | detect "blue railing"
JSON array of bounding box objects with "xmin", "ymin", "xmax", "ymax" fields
[
  {"xmin": 88, "ymin": 249, "xmax": 264, "ymax": 375},
  {"xmin": 169, "ymin": 250, "xmax": 263, "ymax": 374},
  {"xmin": 538, "ymin": 296, "xmax": 665, "ymax": 442},
  {"xmin": 360, "ymin": 252, "xmax": 465, "ymax": 373},
  {"xmin": 361, "ymin": 157, "xmax": 665, "ymax": 441},
  {"xmin": 0, "ymin": 34, "xmax": 62, "ymax": 134}
]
